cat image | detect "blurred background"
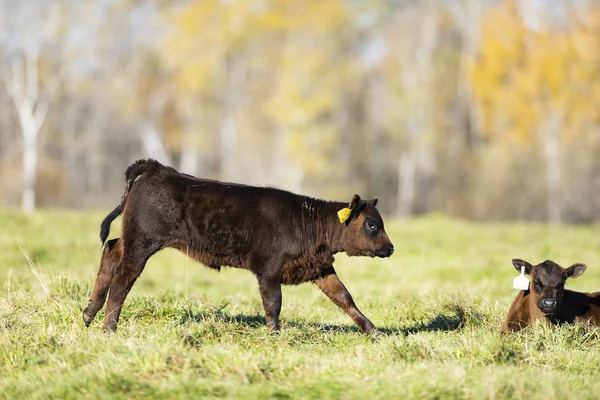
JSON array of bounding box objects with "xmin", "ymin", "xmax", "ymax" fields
[{"xmin": 0, "ymin": 0, "xmax": 598, "ymax": 222}]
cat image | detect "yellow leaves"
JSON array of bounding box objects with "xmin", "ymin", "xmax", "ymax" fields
[
  {"xmin": 163, "ymin": 0, "xmax": 257, "ymax": 93},
  {"xmin": 159, "ymin": 0, "xmax": 366, "ymax": 180},
  {"xmin": 472, "ymin": 4, "xmax": 525, "ymax": 109},
  {"xmin": 287, "ymin": 125, "xmax": 339, "ymax": 176},
  {"xmin": 266, "ymin": 43, "xmax": 351, "ymax": 125},
  {"xmin": 256, "ymin": 9, "xmax": 288, "ymax": 31},
  {"xmin": 472, "ymin": 0, "xmax": 600, "ymax": 145},
  {"xmin": 174, "ymin": 1, "xmax": 216, "ymax": 36}
]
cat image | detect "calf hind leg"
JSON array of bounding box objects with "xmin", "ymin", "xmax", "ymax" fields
[
  {"xmin": 312, "ymin": 266, "xmax": 375, "ymax": 334},
  {"xmin": 83, "ymin": 238, "xmax": 121, "ymax": 326},
  {"xmin": 103, "ymin": 239, "xmax": 162, "ymax": 332}
]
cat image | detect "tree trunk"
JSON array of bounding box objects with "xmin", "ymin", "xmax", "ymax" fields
[
  {"xmin": 270, "ymin": 127, "xmax": 287, "ymax": 185},
  {"xmin": 219, "ymin": 112, "xmax": 237, "ymax": 179},
  {"xmin": 21, "ymin": 117, "xmax": 38, "ymax": 213},
  {"xmin": 446, "ymin": 0, "xmax": 486, "ymax": 148},
  {"xmin": 543, "ymin": 114, "xmax": 562, "ymax": 223},
  {"xmin": 219, "ymin": 55, "xmax": 245, "ymax": 180},
  {"xmin": 397, "ymin": 152, "xmax": 416, "ymax": 217},
  {"xmin": 141, "ymin": 123, "xmax": 171, "ymax": 166},
  {"xmin": 179, "ymin": 133, "xmax": 199, "ymax": 175},
  {"xmin": 86, "ymin": 112, "xmax": 104, "ymax": 198},
  {"xmin": 396, "ymin": 7, "xmax": 438, "ymax": 217},
  {"xmin": 61, "ymin": 102, "xmax": 84, "ymax": 200},
  {"xmin": 5, "ymin": 53, "xmax": 56, "ymax": 214}
]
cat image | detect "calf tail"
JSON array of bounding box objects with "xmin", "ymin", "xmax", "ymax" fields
[
  {"xmin": 100, "ymin": 159, "xmax": 164, "ymax": 245},
  {"xmin": 99, "ymin": 204, "xmax": 124, "ymax": 246}
]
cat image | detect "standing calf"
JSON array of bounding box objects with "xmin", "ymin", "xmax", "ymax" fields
[
  {"xmin": 502, "ymin": 259, "xmax": 600, "ymax": 333},
  {"xmin": 83, "ymin": 159, "xmax": 394, "ymax": 333}
]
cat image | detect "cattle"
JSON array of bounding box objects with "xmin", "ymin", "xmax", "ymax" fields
[
  {"xmin": 83, "ymin": 159, "xmax": 394, "ymax": 333},
  {"xmin": 502, "ymin": 258, "xmax": 600, "ymax": 333}
]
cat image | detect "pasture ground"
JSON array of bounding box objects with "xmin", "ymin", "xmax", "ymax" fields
[{"xmin": 2, "ymin": 211, "xmax": 600, "ymax": 399}]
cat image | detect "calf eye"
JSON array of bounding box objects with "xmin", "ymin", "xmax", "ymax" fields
[{"xmin": 367, "ymin": 222, "xmax": 377, "ymax": 231}]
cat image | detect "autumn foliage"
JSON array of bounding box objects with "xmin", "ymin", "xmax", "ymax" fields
[{"xmin": 0, "ymin": 0, "xmax": 598, "ymax": 222}]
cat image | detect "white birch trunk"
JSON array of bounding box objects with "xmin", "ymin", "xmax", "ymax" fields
[
  {"xmin": 21, "ymin": 114, "xmax": 38, "ymax": 214},
  {"xmin": 397, "ymin": 152, "xmax": 417, "ymax": 217},
  {"xmin": 219, "ymin": 112, "xmax": 237, "ymax": 179},
  {"xmin": 179, "ymin": 133, "xmax": 199, "ymax": 175},
  {"xmin": 87, "ymin": 126, "xmax": 103, "ymax": 195},
  {"xmin": 446, "ymin": 0, "xmax": 485, "ymax": 147},
  {"xmin": 6, "ymin": 55, "xmax": 56, "ymax": 214},
  {"xmin": 396, "ymin": 7, "xmax": 438, "ymax": 217},
  {"xmin": 140, "ymin": 123, "xmax": 171, "ymax": 166},
  {"xmin": 543, "ymin": 114, "xmax": 562, "ymax": 223},
  {"xmin": 219, "ymin": 56, "xmax": 245, "ymax": 180}
]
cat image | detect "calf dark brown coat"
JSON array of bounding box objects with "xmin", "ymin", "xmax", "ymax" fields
[
  {"xmin": 502, "ymin": 259, "xmax": 600, "ymax": 333},
  {"xmin": 83, "ymin": 159, "xmax": 394, "ymax": 333}
]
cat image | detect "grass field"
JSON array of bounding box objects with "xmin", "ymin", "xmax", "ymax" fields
[{"xmin": 2, "ymin": 211, "xmax": 600, "ymax": 399}]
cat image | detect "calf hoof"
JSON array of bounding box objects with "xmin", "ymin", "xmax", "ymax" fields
[
  {"xmin": 370, "ymin": 328, "xmax": 384, "ymax": 339},
  {"xmin": 266, "ymin": 321, "xmax": 280, "ymax": 331},
  {"xmin": 82, "ymin": 310, "xmax": 94, "ymax": 327},
  {"xmin": 360, "ymin": 319, "xmax": 376, "ymax": 335},
  {"xmin": 102, "ymin": 324, "xmax": 117, "ymax": 334}
]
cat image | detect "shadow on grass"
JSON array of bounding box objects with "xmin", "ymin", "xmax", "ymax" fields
[
  {"xmin": 179, "ymin": 308, "xmax": 267, "ymax": 328},
  {"xmin": 399, "ymin": 305, "xmax": 466, "ymax": 335},
  {"xmin": 178, "ymin": 304, "xmax": 467, "ymax": 336},
  {"xmin": 180, "ymin": 309, "xmax": 368, "ymax": 333}
]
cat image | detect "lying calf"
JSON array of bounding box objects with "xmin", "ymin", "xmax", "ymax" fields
[
  {"xmin": 83, "ymin": 159, "xmax": 394, "ymax": 333},
  {"xmin": 502, "ymin": 258, "xmax": 600, "ymax": 333}
]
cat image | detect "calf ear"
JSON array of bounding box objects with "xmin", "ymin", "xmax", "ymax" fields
[
  {"xmin": 349, "ymin": 194, "xmax": 361, "ymax": 211},
  {"xmin": 566, "ymin": 263, "xmax": 587, "ymax": 279},
  {"xmin": 372, "ymin": 197, "xmax": 378, "ymax": 207},
  {"xmin": 512, "ymin": 259, "xmax": 532, "ymax": 275}
]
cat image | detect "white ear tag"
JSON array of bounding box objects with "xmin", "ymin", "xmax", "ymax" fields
[{"xmin": 513, "ymin": 266, "xmax": 529, "ymax": 290}]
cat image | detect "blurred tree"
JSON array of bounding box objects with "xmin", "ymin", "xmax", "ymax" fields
[
  {"xmin": 163, "ymin": 0, "xmax": 257, "ymax": 180},
  {"xmin": 376, "ymin": 1, "xmax": 440, "ymax": 216},
  {"xmin": 163, "ymin": 0, "xmax": 374, "ymax": 197},
  {"xmin": 445, "ymin": 0, "xmax": 488, "ymax": 149},
  {"xmin": 263, "ymin": 0, "xmax": 360, "ymax": 196},
  {"xmin": 473, "ymin": 0, "xmax": 600, "ymax": 222},
  {"xmin": 0, "ymin": 1, "xmax": 62, "ymax": 213},
  {"xmin": 0, "ymin": 0, "xmax": 598, "ymax": 223}
]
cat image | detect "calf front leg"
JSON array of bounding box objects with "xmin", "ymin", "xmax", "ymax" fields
[
  {"xmin": 257, "ymin": 274, "xmax": 282, "ymax": 330},
  {"xmin": 312, "ymin": 266, "xmax": 375, "ymax": 334}
]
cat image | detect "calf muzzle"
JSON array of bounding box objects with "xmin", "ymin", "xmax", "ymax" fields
[
  {"xmin": 538, "ymin": 298, "xmax": 557, "ymax": 314},
  {"xmin": 373, "ymin": 244, "xmax": 394, "ymax": 258}
]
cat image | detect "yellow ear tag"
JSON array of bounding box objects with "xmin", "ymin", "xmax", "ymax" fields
[{"xmin": 337, "ymin": 207, "xmax": 351, "ymax": 223}]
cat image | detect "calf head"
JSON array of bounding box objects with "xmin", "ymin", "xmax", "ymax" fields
[
  {"xmin": 340, "ymin": 194, "xmax": 394, "ymax": 258},
  {"xmin": 512, "ymin": 259, "xmax": 587, "ymax": 315}
]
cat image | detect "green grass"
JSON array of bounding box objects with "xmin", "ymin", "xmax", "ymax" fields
[{"xmin": 2, "ymin": 211, "xmax": 600, "ymax": 399}]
